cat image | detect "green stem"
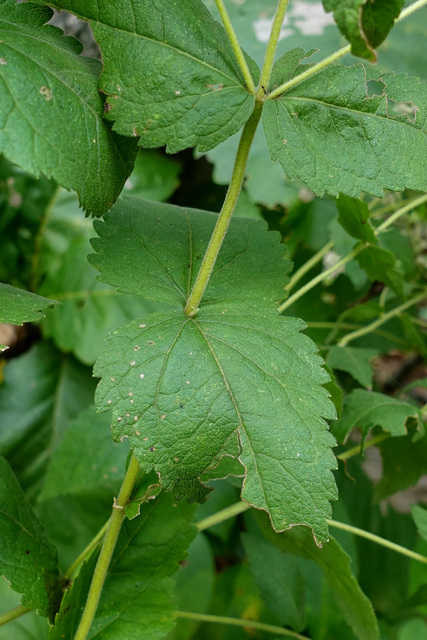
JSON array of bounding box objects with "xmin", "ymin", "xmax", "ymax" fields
[
  {"xmin": 279, "ymin": 245, "xmax": 364, "ymax": 313},
  {"xmin": 65, "ymin": 520, "xmax": 109, "ymax": 579},
  {"xmin": 197, "ymin": 500, "xmax": 251, "ymax": 532},
  {"xmin": 286, "ymin": 240, "xmax": 334, "ymax": 292},
  {"xmin": 214, "ymin": 0, "xmax": 255, "ymax": 93},
  {"xmin": 338, "ymin": 290, "xmax": 427, "ymax": 347},
  {"xmin": 307, "ymin": 321, "xmax": 408, "ymax": 346},
  {"xmin": 267, "ymin": 0, "xmax": 427, "ymax": 100},
  {"xmin": 74, "ymin": 454, "xmax": 140, "ymax": 640},
  {"xmin": 184, "ymin": 103, "xmax": 262, "ymax": 317},
  {"xmin": 327, "ymin": 519, "xmax": 427, "ymax": 565},
  {"xmin": 175, "ymin": 611, "xmax": 309, "ymax": 639},
  {"xmin": 375, "ymin": 193, "xmax": 427, "ymax": 233},
  {"xmin": 337, "ymin": 432, "xmax": 390, "ymax": 461},
  {"xmin": 256, "ymin": 0, "xmax": 290, "ymax": 99},
  {"xmin": 0, "ymin": 605, "xmax": 32, "ymax": 627},
  {"xmin": 30, "ymin": 184, "xmax": 61, "ymax": 292}
]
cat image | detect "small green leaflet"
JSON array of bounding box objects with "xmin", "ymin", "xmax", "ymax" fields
[
  {"xmin": 50, "ymin": 494, "xmax": 196, "ymax": 639},
  {"xmin": 355, "ymin": 245, "xmax": 404, "ymax": 297},
  {"xmin": 331, "ymin": 389, "xmax": 418, "ymax": 444},
  {"xmin": 91, "ymin": 197, "xmax": 338, "ymax": 543},
  {"xmin": 0, "ymin": 1, "xmax": 137, "ymax": 216},
  {"xmin": 411, "ymin": 505, "xmax": 427, "ymax": 542},
  {"xmin": 0, "ymin": 456, "xmax": 62, "ymax": 622},
  {"xmin": 326, "ymin": 346, "xmax": 379, "ymax": 388},
  {"xmin": 336, "ymin": 195, "xmax": 376, "ymax": 244},
  {"xmin": 323, "ymin": 0, "xmax": 404, "ymax": 61},
  {"xmin": 264, "ymin": 50, "xmax": 427, "ymax": 198},
  {"xmin": 40, "ymin": 0, "xmax": 259, "ymax": 154},
  {"xmin": 0, "ymin": 283, "xmax": 58, "ymax": 351}
]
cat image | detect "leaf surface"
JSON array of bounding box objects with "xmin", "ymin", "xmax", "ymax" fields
[
  {"xmin": 0, "ymin": 282, "xmax": 57, "ymax": 326},
  {"xmin": 92, "ymin": 198, "xmax": 338, "ymax": 543},
  {"xmin": 355, "ymin": 245, "xmax": 404, "ymax": 296},
  {"xmin": 41, "ymin": 0, "xmax": 258, "ymax": 154},
  {"xmin": 254, "ymin": 509, "xmax": 379, "ymax": 640},
  {"xmin": 323, "ymin": 0, "xmax": 404, "ymax": 61},
  {"xmin": 0, "ymin": 456, "xmax": 62, "ymax": 621},
  {"xmin": 50, "ymin": 494, "xmax": 196, "ymax": 639},
  {"xmin": 331, "ymin": 389, "xmax": 418, "ymax": 444},
  {"xmin": 264, "ymin": 55, "xmax": 427, "ymax": 198},
  {"xmin": 411, "ymin": 505, "xmax": 427, "ymax": 543},
  {"xmin": 336, "ymin": 195, "xmax": 376, "ymax": 243},
  {"xmin": 326, "ymin": 346, "xmax": 379, "ymax": 388},
  {"xmin": 0, "ymin": 0, "xmax": 137, "ymax": 216}
]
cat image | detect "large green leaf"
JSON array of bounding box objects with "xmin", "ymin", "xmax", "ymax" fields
[
  {"xmin": 0, "ymin": 283, "xmax": 58, "ymax": 350},
  {"xmin": 91, "ymin": 197, "xmax": 337, "ymax": 543},
  {"xmin": 323, "ymin": 0, "xmax": 404, "ymax": 61},
  {"xmin": 0, "ymin": 341, "xmax": 96, "ymax": 497},
  {"xmin": 253, "ymin": 509, "xmax": 379, "ymax": 640},
  {"xmin": 263, "ymin": 52, "xmax": 427, "ymax": 197},
  {"xmin": 41, "ymin": 0, "xmax": 259, "ymax": 154},
  {"xmin": 0, "ymin": 457, "xmax": 62, "ymax": 621},
  {"xmin": 50, "ymin": 493, "xmax": 196, "ymax": 639},
  {"xmin": 331, "ymin": 389, "xmax": 418, "ymax": 443},
  {"xmin": 0, "ymin": 1, "xmax": 137, "ymax": 216}
]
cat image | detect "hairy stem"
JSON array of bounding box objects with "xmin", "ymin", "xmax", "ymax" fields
[
  {"xmin": 256, "ymin": 0, "xmax": 290, "ymax": 99},
  {"xmin": 197, "ymin": 500, "xmax": 251, "ymax": 532},
  {"xmin": 338, "ymin": 290, "xmax": 427, "ymax": 347},
  {"xmin": 214, "ymin": 0, "xmax": 255, "ymax": 93},
  {"xmin": 74, "ymin": 454, "xmax": 140, "ymax": 640},
  {"xmin": 175, "ymin": 611, "xmax": 308, "ymax": 639},
  {"xmin": 0, "ymin": 605, "xmax": 32, "ymax": 628},
  {"xmin": 327, "ymin": 519, "xmax": 427, "ymax": 565},
  {"xmin": 286, "ymin": 240, "xmax": 334, "ymax": 292},
  {"xmin": 267, "ymin": 0, "xmax": 427, "ymax": 100},
  {"xmin": 184, "ymin": 103, "xmax": 262, "ymax": 316}
]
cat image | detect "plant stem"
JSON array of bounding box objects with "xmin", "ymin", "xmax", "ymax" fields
[
  {"xmin": 65, "ymin": 520, "xmax": 109, "ymax": 579},
  {"xmin": 279, "ymin": 245, "xmax": 364, "ymax": 313},
  {"xmin": 267, "ymin": 0, "xmax": 427, "ymax": 100},
  {"xmin": 197, "ymin": 500, "xmax": 251, "ymax": 532},
  {"xmin": 184, "ymin": 103, "xmax": 262, "ymax": 317},
  {"xmin": 0, "ymin": 605, "xmax": 32, "ymax": 627},
  {"xmin": 214, "ymin": 0, "xmax": 255, "ymax": 93},
  {"xmin": 327, "ymin": 519, "xmax": 427, "ymax": 565},
  {"xmin": 337, "ymin": 432, "xmax": 390, "ymax": 461},
  {"xmin": 375, "ymin": 193, "xmax": 427, "ymax": 233},
  {"xmin": 286, "ymin": 240, "xmax": 334, "ymax": 292},
  {"xmin": 74, "ymin": 453, "xmax": 140, "ymax": 640},
  {"xmin": 256, "ymin": 0, "xmax": 290, "ymax": 99},
  {"xmin": 338, "ymin": 290, "xmax": 427, "ymax": 347},
  {"xmin": 307, "ymin": 321, "xmax": 408, "ymax": 346},
  {"xmin": 175, "ymin": 611, "xmax": 308, "ymax": 639},
  {"xmin": 30, "ymin": 184, "xmax": 61, "ymax": 292}
]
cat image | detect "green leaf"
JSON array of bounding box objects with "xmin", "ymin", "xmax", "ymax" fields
[
  {"xmin": 336, "ymin": 195, "xmax": 377, "ymax": 243},
  {"xmin": 322, "ymin": 0, "xmax": 404, "ymax": 61},
  {"xmin": 253, "ymin": 509, "xmax": 379, "ymax": 640},
  {"xmin": 0, "ymin": 1, "xmax": 137, "ymax": 216},
  {"xmin": 411, "ymin": 505, "xmax": 427, "ymax": 543},
  {"xmin": 326, "ymin": 345, "xmax": 379, "ymax": 388},
  {"xmin": 0, "ymin": 282, "xmax": 58, "ymax": 328},
  {"xmin": 0, "ymin": 341, "xmax": 97, "ymax": 496},
  {"xmin": 91, "ymin": 198, "xmax": 338, "ymax": 543},
  {"xmin": 42, "ymin": 0, "xmax": 259, "ymax": 154},
  {"xmin": 39, "ymin": 192, "xmax": 167, "ymax": 365},
  {"xmin": 355, "ymin": 244, "xmax": 404, "ymax": 296},
  {"xmin": 0, "ymin": 456, "xmax": 62, "ymax": 621},
  {"xmin": 264, "ymin": 56, "xmax": 427, "ymax": 198},
  {"xmin": 242, "ymin": 532, "xmax": 306, "ymax": 631},
  {"xmin": 50, "ymin": 493, "xmax": 196, "ymax": 639},
  {"xmin": 331, "ymin": 389, "xmax": 418, "ymax": 444},
  {"xmin": 39, "ymin": 405, "xmax": 128, "ymax": 501}
]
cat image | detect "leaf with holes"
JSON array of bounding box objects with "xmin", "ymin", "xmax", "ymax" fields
[
  {"xmin": 40, "ymin": 0, "xmax": 259, "ymax": 154},
  {"xmin": 263, "ymin": 51, "xmax": 427, "ymax": 198},
  {"xmin": 322, "ymin": 0, "xmax": 404, "ymax": 61},
  {"xmin": 91, "ymin": 197, "xmax": 337, "ymax": 543},
  {"xmin": 0, "ymin": 456, "xmax": 62, "ymax": 621},
  {"xmin": 0, "ymin": 0, "xmax": 137, "ymax": 216}
]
